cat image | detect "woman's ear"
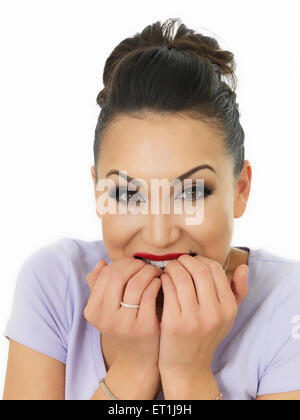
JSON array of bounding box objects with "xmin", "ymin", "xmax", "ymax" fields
[
  {"xmin": 90, "ymin": 165, "xmax": 102, "ymax": 219},
  {"xmin": 90, "ymin": 165, "xmax": 96, "ymax": 185},
  {"xmin": 233, "ymin": 160, "xmax": 252, "ymax": 218}
]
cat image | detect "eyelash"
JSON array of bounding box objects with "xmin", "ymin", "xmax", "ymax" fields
[{"xmin": 108, "ymin": 185, "xmax": 214, "ymax": 204}]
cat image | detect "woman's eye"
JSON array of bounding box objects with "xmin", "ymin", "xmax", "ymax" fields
[
  {"xmin": 176, "ymin": 185, "xmax": 213, "ymax": 201},
  {"xmin": 108, "ymin": 187, "xmax": 146, "ymax": 204},
  {"xmin": 108, "ymin": 185, "xmax": 213, "ymax": 204}
]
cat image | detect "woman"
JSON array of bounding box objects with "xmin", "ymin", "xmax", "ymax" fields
[{"xmin": 3, "ymin": 18, "xmax": 300, "ymax": 400}]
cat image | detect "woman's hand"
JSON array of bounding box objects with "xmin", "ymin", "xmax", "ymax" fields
[
  {"xmin": 83, "ymin": 257, "xmax": 163, "ymax": 368},
  {"xmin": 158, "ymin": 254, "xmax": 248, "ymax": 375}
]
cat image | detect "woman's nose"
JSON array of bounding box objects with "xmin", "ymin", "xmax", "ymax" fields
[{"xmin": 141, "ymin": 213, "xmax": 180, "ymax": 248}]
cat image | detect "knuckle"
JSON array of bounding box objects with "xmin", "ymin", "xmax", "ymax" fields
[
  {"xmin": 211, "ymin": 260, "xmax": 223, "ymax": 271},
  {"xmin": 109, "ymin": 266, "xmax": 123, "ymax": 283},
  {"xmin": 98, "ymin": 264, "xmax": 109, "ymax": 278},
  {"xmin": 184, "ymin": 320, "xmax": 200, "ymax": 334},
  {"xmin": 101, "ymin": 263, "xmax": 109, "ymax": 273},
  {"xmin": 141, "ymin": 262, "xmax": 156, "ymax": 273},
  {"xmin": 128, "ymin": 264, "xmax": 160, "ymax": 291},
  {"xmin": 146, "ymin": 263, "xmax": 162, "ymax": 276},
  {"xmin": 86, "ymin": 271, "xmax": 92, "ymax": 282},
  {"xmin": 83, "ymin": 305, "xmax": 89, "ymax": 319},
  {"xmin": 132, "ymin": 256, "xmax": 146, "ymax": 265},
  {"xmin": 137, "ymin": 258, "xmax": 147, "ymax": 267},
  {"xmin": 197, "ymin": 263, "xmax": 211, "ymax": 275},
  {"xmin": 206, "ymin": 319, "xmax": 219, "ymax": 331},
  {"xmin": 122, "ymin": 256, "xmax": 135, "ymax": 264},
  {"xmin": 164, "ymin": 260, "xmax": 177, "ymax": 271},
  {"xmin": 83, "ymin": 305, "xmax": 92, "ymax": 322},
  {"xmin": 206, "ymin": 312, "xmax": 222, "ymax": 330},
  {"xmin": 178, "ymin": 254, "xmax": 189, "ymax": 264},
  {"xmin": 84, "ymin": 303, "xmax": 106, "ymax": 331},
  {"xmin": 227, "ymin": 303, "xmax": 238, "ymax": 320}
]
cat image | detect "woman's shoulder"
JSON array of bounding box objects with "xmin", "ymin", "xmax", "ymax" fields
[
  {"xmin": 15, "ymin": 237, "xmax": 110, "ymax": 301},
  {"xmin": 252, "ymin": 247, "xmax": 300, "ymax": 265},
  {"xmin": 250, "ymin": 247, "xmax": 300, "ymax": 286},
  {"xmin": 246, "ymin": 248, "xmax": 300, "ymax": 394},
  {"xmin": 4, "ymin": 237, "xmax": 110, "ymax": 362},
  {"xmin": 59, "ymin": 237, "xmax": 111, "ymax": 265},
  {"xmin": 241, "ymin": 246, "xmax": 300, "ymax": 316},
  {"xmin": 27, "ymin": 236, "xmax": 110, "ymax": 268},
  {"xmin": 4, "ymin": 237, "xmax": 110, "ymax": 349}
]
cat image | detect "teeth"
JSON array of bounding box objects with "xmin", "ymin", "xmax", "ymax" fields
[{"xmin": 142, "ymin": 258, "xmax": 174, "ymax": 269}]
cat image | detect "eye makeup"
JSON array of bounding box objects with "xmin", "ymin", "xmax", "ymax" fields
[
  {"xmin": 107, "ymin": 183, "xmax": 214, "ymax": 205},
  {"xmin": 174, "ymin": 183, "xmax": 213, "ymax": 201},
  {"xmin": 108, "ymin": 186, "xmax": 146, "ymax": 204}
]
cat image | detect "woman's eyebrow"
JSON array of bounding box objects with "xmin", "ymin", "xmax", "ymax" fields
[
  {"xmin": 174, "ymin": 164, "xmax": 216, "ymax": 181},
  {"xmin": 105, "ymin": 164, "xmax": 216, "ymax": 184}
]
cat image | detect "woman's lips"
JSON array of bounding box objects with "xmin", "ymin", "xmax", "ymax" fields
[{"xmin": 134, "ymin": 251, "xmax": 197, "ymax": 261}]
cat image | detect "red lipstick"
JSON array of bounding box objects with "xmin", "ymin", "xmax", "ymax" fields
[{"xmin": 134, "ymin": 252, "xmax": 196, "ymax": 261}]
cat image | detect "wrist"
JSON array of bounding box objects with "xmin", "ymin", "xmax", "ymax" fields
[
  {"xmin": 104, "ymin": 360, "xmax": 160, "ymax": 400},
  {"xmin": 160, "ymin": 368, "xmax": 221, "ymax": 400},
  {"xmin": 116, "ymin": 355, "xmax": 159, "ymax": 371}
]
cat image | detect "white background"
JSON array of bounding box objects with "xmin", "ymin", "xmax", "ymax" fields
[{"xmin": 1, "ymin": 0, "xmax": 299, "ymax": 397}]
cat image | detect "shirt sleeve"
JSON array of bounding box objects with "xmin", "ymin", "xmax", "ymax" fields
[
  {"xmin": 3, "ymin": 243, "xmax": 70, "ymax": 364},
  {"xmin": 257, "ymin": 266, "xmax": 300, "ymax": 396}
]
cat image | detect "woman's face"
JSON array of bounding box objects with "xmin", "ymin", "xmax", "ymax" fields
[{"xmin": 91, "ymin": 112, "xmax": 251, "ymax": 281}]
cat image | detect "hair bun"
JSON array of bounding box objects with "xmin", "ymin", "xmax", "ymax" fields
[
  {"xmin": 162, "ymin": 18, "xmax": 237, "ymax": 90},
  {"xmin": 96, "ymin": 17, "xmax": 237, "ymax": 106},
  {"xmin": 97, "ymin": 88, "xmax": 107, "ymax": 107}
]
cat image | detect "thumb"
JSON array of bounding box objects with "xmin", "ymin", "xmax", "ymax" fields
[
  {"xmin": 231, "ymin": 264, "xmax": 249, "ymax": 307},
  {"xmin": 86, "ymin": 259, "xmax": 107, "ymax": 291}
]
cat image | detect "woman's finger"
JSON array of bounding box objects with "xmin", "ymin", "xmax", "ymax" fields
[
  {"xmin": 88, "ymin": 257, "xmax": 141, "ymax": 309},
  {"xmin": 138, "ymin": 276, "xmax": 162, "ymax": 325},
  {"xmin": 177, "ymin": 254, "xmax": 219, "ymax": 308},
  {"xmin": 163, "ymin": 260, "xmax": 199, "ymax": 314},
  {"xmin": 102, "ymin": 258, "xmax": 147, "ymax": 312},
  {"xmin": 230, "ymin": 264, "xmax": 249, "ymax": 307},
  {"xmin": 161, "ymin": 272, "xmax": 181, "ymax": 318},
  {"xmin": 119, "ymin": 264, "xmax": 162, "ymax": 323},
  {"xmin": 194, "ymin": 255, "xmax": 236, "ymax": 305},
  {"xmin": 86, "ymin": 259, "xmax": 107, "ymax": 291}
]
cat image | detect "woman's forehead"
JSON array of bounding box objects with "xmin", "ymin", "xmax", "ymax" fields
[
  {"xmin": 99, "ymin": 114, "xmax": 227, "ymax": 168},
  {"xmin": 102, "ymin": 113, "xmax": 223, "ymax": 143}
]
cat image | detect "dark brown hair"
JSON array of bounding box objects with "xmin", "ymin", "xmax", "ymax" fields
[{"xmin": 93, "ymin": 17, "xmax": 244, "ymax": 184}]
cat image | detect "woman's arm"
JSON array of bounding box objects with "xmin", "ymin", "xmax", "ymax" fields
[
  {"xmin": 91, "ymin": 358, "xmax": 161, "ymax": 400},
  {"xmin": 3, "ymin": 339, "xmax": 65, "ymax": 400},
  {"xmin": 256, "ymin": 391, "xmax": 300, "ymax": 400}
]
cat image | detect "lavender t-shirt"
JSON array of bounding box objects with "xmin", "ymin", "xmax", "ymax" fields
[{"xmin": 3, "ymin": 237, "xmax": 300, "ymax": 400}]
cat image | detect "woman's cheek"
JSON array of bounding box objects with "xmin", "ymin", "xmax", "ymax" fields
[{"xmin": 101, "ymin": 213, "xmax": 139, "ymax": 258}]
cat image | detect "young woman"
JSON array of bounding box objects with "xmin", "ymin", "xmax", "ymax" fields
[{"xmin": 3, "ymin": 18, "xmax": 300, "ymax": 400}]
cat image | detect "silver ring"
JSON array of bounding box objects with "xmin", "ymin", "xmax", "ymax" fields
[{"xmin": 120, "ymin": 301, "xmax": 140, "ymax": 309}]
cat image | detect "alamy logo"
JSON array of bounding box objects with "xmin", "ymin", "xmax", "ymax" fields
[
  {"xmin": 95, "ymin": 171, "xmax": 206, "ymax": 226},
  {"xmin": 291, "ymin": 315, "xmax": 300, "ymax": 340}
]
